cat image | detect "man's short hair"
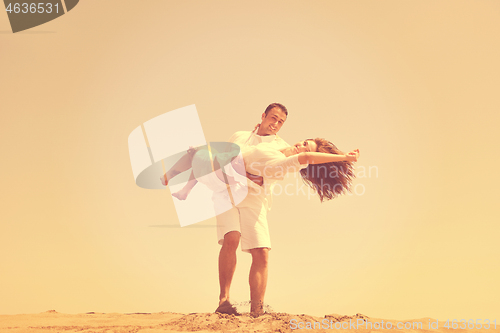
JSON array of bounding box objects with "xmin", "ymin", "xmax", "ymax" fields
[{"xmin": 264, "ymin": 103, "xmax": 288, "ymax": 117}]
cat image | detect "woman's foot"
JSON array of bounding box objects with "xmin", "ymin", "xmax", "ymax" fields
[{"xmin": 172, "ymin": 186, "xmax": 191, "ymax": 200}]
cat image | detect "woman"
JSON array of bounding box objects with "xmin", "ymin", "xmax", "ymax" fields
[{"xmin": 161, "ymin": 138, "xmax": 359, "ymax": 202}]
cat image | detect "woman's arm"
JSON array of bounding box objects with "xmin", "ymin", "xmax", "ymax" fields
[{"xmin": 298, "ymin": 149, "xmax": 359, "ymax": 165}]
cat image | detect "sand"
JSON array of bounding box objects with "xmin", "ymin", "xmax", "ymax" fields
[{"xmin": 0, "ymin": 310, "xmax": 498, "ymax": 333}]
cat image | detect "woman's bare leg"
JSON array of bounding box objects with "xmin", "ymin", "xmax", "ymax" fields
[
  {"xmin": 172, "ymin": 171, "xmax": 198, "ymax": 200},
  {"xmin": 161, "ymin": 148, "xmax": 197, "ymax": 185}
]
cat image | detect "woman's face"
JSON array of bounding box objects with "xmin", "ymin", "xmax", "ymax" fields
[{"xmin": 282, "ymin": 139, "xmax": 317, "ymax": 157}]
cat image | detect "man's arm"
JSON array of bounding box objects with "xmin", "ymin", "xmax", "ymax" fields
[{"xmin": 246, "ymin": 172, "xmax": 264, "ymax": 186}]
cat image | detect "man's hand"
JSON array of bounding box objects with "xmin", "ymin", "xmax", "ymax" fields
[{"xmin": 246, "ymin": 172, "xmax": 263, "ymax": 186}]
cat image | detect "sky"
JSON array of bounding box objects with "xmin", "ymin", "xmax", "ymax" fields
[{"xmin": 1, "ymin": 0, "xmax": 499, "ymax": 321}]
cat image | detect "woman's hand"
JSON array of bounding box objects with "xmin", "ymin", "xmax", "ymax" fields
[{"xmin": 346, "ymin": 149, "xmax": 360, "ymax": 162}]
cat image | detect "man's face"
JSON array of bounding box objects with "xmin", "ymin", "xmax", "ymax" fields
[{"xmin": 257, "ymin": 107, "xmax": 287, "ymax": 136}]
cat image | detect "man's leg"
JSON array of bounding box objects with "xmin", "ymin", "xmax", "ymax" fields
[
  {"xmin": 218, "ymin": 231, "xmax": 240, "ymax": 306},
  {"xmin": 249, "ymin": 247, "xmax": 269, "ymax": 316},
  {"xmin": 237, "ymin": 193, "xmax": 270, "ymax": 317}
]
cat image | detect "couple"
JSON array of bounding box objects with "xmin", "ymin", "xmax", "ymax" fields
[{"xmin": 161, "ymin": 103, "xmax": 359, "ymax": 317}]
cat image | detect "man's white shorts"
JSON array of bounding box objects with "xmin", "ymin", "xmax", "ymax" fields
[{"xmin": 216, "ymin": 189, "xmax": 270, "ymax": 253}]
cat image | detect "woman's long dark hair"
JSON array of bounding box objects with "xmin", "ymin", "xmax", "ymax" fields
[{"xmin": 299, "ymin": 138, "xmax": 355, "ymax": 202}]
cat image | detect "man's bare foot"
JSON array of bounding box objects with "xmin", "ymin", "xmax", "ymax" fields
[
  {"xmin": 250, "ymin": 310, "xmax": 265, "ymax": 318},
  {"xmin": 215, "ymin": 300, "xmax": 240, "ymax": 316},
  {"xmin": 172, "ymin": 187, "xmax": 190, "ymax": 200},
  {"xmin": 250, "ymin": 300, "xmax": 264, "ymax": 318}
]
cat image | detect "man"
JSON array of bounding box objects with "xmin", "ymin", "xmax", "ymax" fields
[{"xmin": 215, "ymin": 103, "xmax": 290, "ymax": 317}]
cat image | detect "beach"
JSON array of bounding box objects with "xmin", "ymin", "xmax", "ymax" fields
[{"xmin": 1, "ymin": 310, "xmax": 498, "ymax": 333}]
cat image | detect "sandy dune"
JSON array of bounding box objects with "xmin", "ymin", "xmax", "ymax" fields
[{"xmin": 0, "ymin": 310, "xmax": 498, "ymax": 333}]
